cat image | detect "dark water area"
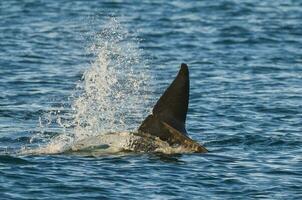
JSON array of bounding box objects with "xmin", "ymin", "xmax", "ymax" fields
[{"xmin": 1, "ymin": 0, "xmax": 302, "ymax": 199}]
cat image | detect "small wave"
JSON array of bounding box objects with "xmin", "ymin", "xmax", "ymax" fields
[
  {"xmin": 0, "ymin": 155, "xmax": 32, "ymax": 165},
  {"xmin": 206, "ymin": 133, "xmax": 302, "ymax": 152}
]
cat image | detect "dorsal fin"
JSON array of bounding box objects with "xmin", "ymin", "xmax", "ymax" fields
[
  {"xmin": 138, "ymin": 63, "xmax": 189, "ymax": 139},
  {"xmin": 152, "ymin": 63, "xmax": 189, "ymax": 134}
]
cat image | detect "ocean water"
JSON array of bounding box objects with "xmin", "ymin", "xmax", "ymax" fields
[{"xmin": 1, "ymin": 0, "xmax": 302, "ymax": 199}]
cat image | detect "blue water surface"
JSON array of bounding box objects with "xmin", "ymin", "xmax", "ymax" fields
[{"xmin": 1, "ymin": 0, "xmax": 302, "ymax": 199}]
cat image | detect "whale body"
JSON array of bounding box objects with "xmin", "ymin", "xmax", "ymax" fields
[{"xmin": 25, "ymin": 63, "xmax": 208, "ymax": 155}]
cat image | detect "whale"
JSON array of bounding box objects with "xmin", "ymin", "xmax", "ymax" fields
[
  {"xmin": 28, "ymin": 63, "xmax": 208, "ymax": 155},
  {"xmin": 70, "ymin": 63, "xmax": 208, "ymax": 154}
]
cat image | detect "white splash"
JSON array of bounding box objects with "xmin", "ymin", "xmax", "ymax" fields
[
  {"xmin": 22, "ymin": 18, "xmax": 154, "ymax": 155},
  {"xmin": 72, "ymin": 18, "xmax": 151, "ymax": 139}
]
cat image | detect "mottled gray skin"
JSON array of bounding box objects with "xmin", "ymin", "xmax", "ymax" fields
[{"xmin": 138, "ymin": 63, "xmax": 207, "ymax": 153}]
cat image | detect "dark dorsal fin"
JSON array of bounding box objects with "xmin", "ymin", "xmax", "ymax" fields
[
  {"xmin": 152, "ymin": 63, "xmax": 189, "ymax": 134},
  {"xmin": 138, "ymin": 63, "xmax": 189, "ymax": 140}
]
